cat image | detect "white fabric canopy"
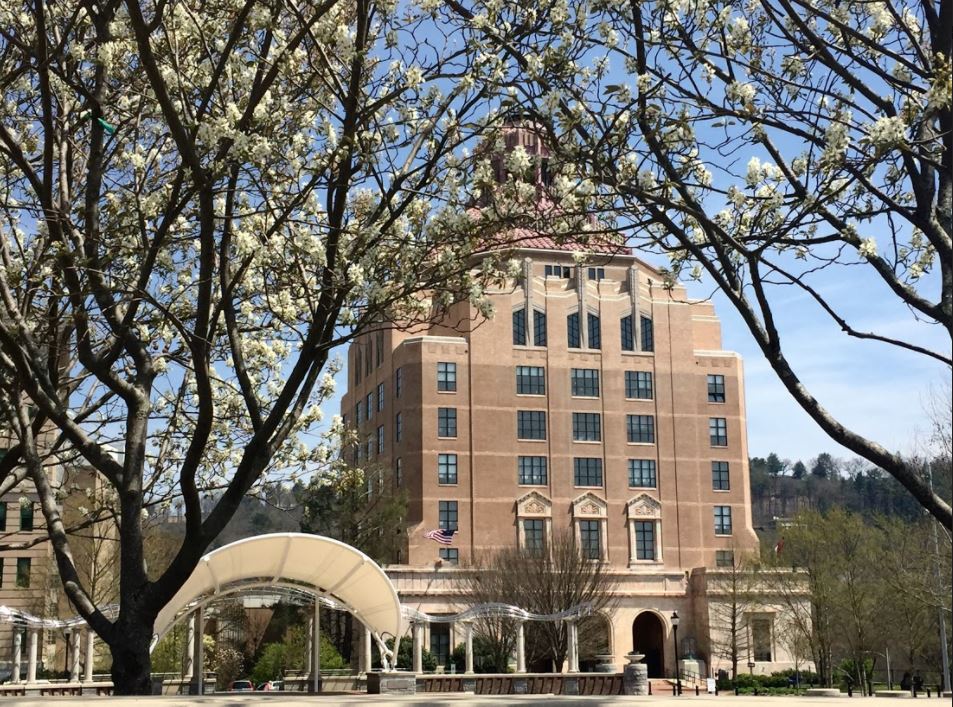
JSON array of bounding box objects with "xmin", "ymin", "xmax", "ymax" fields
[{"xmin": 153, "ymin": 533, "xmax": 403, "ymax": 644}]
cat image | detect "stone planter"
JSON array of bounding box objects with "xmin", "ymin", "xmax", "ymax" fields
[
  {"xmin": 594, "ymin": 654, "xmax": 617, "ymax": 673},
  {"xmin": 623, "ymin": 653, "xmax": 648, "ymax": 695}
]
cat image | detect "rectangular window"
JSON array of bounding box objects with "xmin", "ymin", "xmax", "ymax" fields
[
  {"xmin": 751, "ymin": 618, "xmax": 773, "ymax": 662},
  {"xmin": 395, "ymin": 367, "xmax": 402, "ymax": 398},
  {"xmin": 708, "ymin": 374, "xmax": 726, "ymax": 403},
  {"xmin": 710, "ymin": 417, "xmax": 728, "ymax": 446},
  {"xmin": 579, "ymin": 520, "xmax": 601, "ymax": 560},
  {"xmin": 567, "ymin": 312, "xmax": 581, "ymax": 348},
  {"xmin": 439, "ymin": 500, "xmax": 458, "ymax": 531},
  {"xmin": 395, "ymin": 412, "xmax": 402, "ymax": 442},
  {"xmin": 588, "ymin": 267, "xmax": 606, "ymax": 280},
  {"xmin": 570, "ymin": 368, "xmax": 600, "ymax": 397},
  {"xmin": 517, "ymin": 411, "xmax": 546, "ymax": 440},
  {"xmin": 438, "ymin": 548, "xmax": 459, "ymax": 566},
  {"xmin": 621, "ymin": 315, "xmax": 634, "ymax": 351},
  {"xmin": 635, "ymin": 521, "xmax": 656, "ymax": 560},
  {"xmin": 524, "ymin": 519, "xmax": 546, "ymax": 553},
  {"xmin": 628, "ymin": 459, "xmax": 657, "ymax": 488},
  {"xmin": 587, "ymin": 313, "xmax": 601, "ymax": 349},
  {"xmin": 572, "ymin": 412, "xmax": 602, "ymax": 442},
  {"xmin": 437, "ymin": 362, "xmax": 457, "ymax": 392},
  {"xmin": 365, "ymin": 340, "xmax": 372, "ymax": 376},
  {"xmin": 16, "ymin": 558, "xmax": 30, "ymax": 588},
  {"xmin": 627, "ymin": 415, "xmax": 655, "ymax": 443},
  {"xmin": 376, "ymin": 331, "xmax": 384, "ymax": 368},
  {"xmin": 366, "ymin": 438, "xmax": 373, "ymax": 460},
  {"xmin": 355, "ymin": 402, "xmax": 362, "ymax": 426},
  {"xmin": 714, "ymin": 505, "xmax": 733, "ymax": 535},
  {"xmin": 377, "ymin": 382, "xmax": 385, "ymax": 411},
  {"xmin": 377, "ymin": 425, "xmax": 385, "ymax": 455},
  {"xmin": 0, "ymin": 502, "xmax": 6, "ymax": 532},
  {"xmin": 712, "ymin": 461, "xmax": 730, "ymax": 490},
  {"xmin": 518, "ymin": 456, "xmax": 548, "ymax": 485},
  {"xmin": 513, "ymin": 308, "xmax": 527, "ymax": 346},
  {"xmin": 395, "ymin": 458, "xmax": 403, "ymax": 486},
  {"xmin": 355, "ymin": 348, "xmax": 362, "ymax": 385},
  {"xmin": 438, "ymin": 408, "xmax": 457, "ymax": 438},
  {"xmin": 544, "ymin": 264, "xmax": 571, "ymax": 278},
  {"xmin": 640, "ymin": 316, "xmax": 654, "ymax": 352},
  {"xmin": 573, "ymin": 457, "xmax": 603, "ymax": 486},
  {"xmin": 438, "ymin": 454, "xmax": 458, "ymax": 484},
  {"xmin": 0, "ymin": 558, "xmax": 3, "ymax": 588},
  {"xmin": 533, "ymin": 310, "xmax": 547, "ymax": 346},
  {"xmin": 20, "ymin": 502, "xmax": 34, "ymax": 532},
  {"xmin": 715, "ymin": 550, "xmax": 735, "ymax": 567},
  {"xmin": 625, "ymin": 371, "xmax": 653, "ymax": 399},
  {"xmin": 366, "ymin": 392, "xmax": 373, "ymax": 421},
  {"xmin": 516, "ymin": 366, "xmax": 546, "ymax": 395}
]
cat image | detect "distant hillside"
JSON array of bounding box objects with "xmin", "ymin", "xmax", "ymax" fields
[{"xmin": 748, "ymin": 452, "xmax": 952, "ymax": 532}]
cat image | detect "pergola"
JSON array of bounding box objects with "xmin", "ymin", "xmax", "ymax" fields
[
  {"xmin": 402, "ymin": 602, "xmax": 596, "ymax": 674},
  {"xmin": 1, "ymin": 533, "xmax": 404, "ymax": 690}
]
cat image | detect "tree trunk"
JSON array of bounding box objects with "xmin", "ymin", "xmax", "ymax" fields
[{"xmin": 109, "ymin": 613, "xmax": 155, "ymax": 695}]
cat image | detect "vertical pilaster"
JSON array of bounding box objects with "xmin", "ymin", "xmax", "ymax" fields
[
  {"xmin": 83, "ymin": 630, "xmax": 95, "ymax": 682},
  {"xmin": 311, "ymin": 601, "xmax": 321, "ymax": 693},
  {"xmin": 69, "ymin": 629, "xmax": 81, "ymax": 682},
  {"xmin": 516, "ymin": 623, "xmax": 526, "ymax": 674},
  {"xmin": 464, "ymin": 622, "xmax": 474, "ymax": 674}
]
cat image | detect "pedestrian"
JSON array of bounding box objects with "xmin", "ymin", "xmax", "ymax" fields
[
  {"xmin": 900, "ymin": 672, "xmax": 912, "ymax": 691},
  {"xmin": 913, "ymin": 672, "xmax": 924, "ymax": 694}
]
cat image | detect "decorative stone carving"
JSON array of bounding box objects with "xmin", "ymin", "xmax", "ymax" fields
[
  {"xmin": 516, "ymin": 491, "xmax": 551, "ymax": 517},
  {"xmin": 571, "ymin": 492, "xmax": 607, "ymax": 518},
  {"xmin": 627, "ymin": 494, "xmax": 662, "ymax": 519}
]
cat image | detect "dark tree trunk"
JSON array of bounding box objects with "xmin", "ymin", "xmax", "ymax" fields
[{"xmin": 108, "ymin": 612, "xmax": 156, "ymax": 695}]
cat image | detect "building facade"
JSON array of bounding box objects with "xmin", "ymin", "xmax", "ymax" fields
[{"xmin": 340, "ymin": 127, "xmax": 803, "ymax": 679}]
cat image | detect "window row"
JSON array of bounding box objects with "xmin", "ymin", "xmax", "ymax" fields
[
  {"xmin": 513, "ymin": 309, "xmax": 655, "ymax": 352},
  {"xmin": 353, "ymin": 382, "xmax": 386, "ymax": 425},
  {"xmin": 515, "ymin": 367, "xmax": 655, "ymax": 400},
  {"xmin": 434, "ymin": 503, "xmax": 735, "ymax": 545},
  {"xmin": 0, "ymin": 501, "xmax": 35, "ymax": 532},
  {"xmin": 431, "ymin": 455, "xmax": 732, "ymax": 491}
]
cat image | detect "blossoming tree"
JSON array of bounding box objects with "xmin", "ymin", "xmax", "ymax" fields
[
  {"xmin": 450, "ymin": 0, "xmax": 951, "ymax": 526},
  {"xmin": 0, "ymin": 0, "xmax": 526, "ymax": 693}
]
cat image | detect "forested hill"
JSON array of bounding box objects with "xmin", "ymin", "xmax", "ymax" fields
[{"xmin": 748, "ymin": 452, "xmax": 952, "ymax": 530}]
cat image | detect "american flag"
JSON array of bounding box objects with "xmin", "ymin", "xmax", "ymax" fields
[{"xmin": 424, "ymin": 528, "xmax": 456, "ymax": 545}]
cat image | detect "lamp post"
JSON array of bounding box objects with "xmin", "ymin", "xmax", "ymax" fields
[{"xmin": 671, "ymin": 612, "xmax": 681, "ymax": 696}]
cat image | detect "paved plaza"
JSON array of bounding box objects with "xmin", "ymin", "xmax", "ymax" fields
[{"xmin": 0, "ymin": 695, "xmax": 924, "ymax": 706}]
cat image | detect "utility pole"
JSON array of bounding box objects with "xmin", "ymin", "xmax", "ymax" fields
[{"xmin": 928, "ymin": 461, "xmax": 951, "ymax": 693}]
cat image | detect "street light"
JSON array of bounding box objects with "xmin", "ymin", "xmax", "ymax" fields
[
  {"xmin": 671, "ymin": 612, "xmax": 681, "ymax": 696},
  {"xmin": 64, "ymin": 627, "xmax": 72, "ymax": 673}
]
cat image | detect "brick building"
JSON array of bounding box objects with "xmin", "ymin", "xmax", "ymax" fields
[{"xmin": 342, "ymin": 124, "xmax": 802, "ymax": 679}]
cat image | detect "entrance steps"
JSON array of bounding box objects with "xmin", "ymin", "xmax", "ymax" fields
[{"xmin": 649, "ymin": 679, "xmax": 677, "ymax": 695}]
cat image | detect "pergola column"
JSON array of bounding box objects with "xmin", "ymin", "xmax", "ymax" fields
[
  {"xmin": 69, "ymin": 628, "xmax": 82, "ymax": 682},
  {"xmin": 26, "ymin": 628, "xmax": 38, "ymax": 683},
  {"xmin": 83, "ymin": 629, "xmax": 95, "ymax": 682},
  {"xmin": 190, "ymin": 607, "xmax": 205, "ymax": 695},
  {"xmin": 12, "ymin": 630, "xmax": 22, "ymax": 684},
  {"xmin": 412, "ymin": 622, "xmax": 424, "ymax": 673},
  {"xmin": 361, "ymin": 627, "xmax": 373, "ymax": 674},
  {"xmin": 515, "ymin": 623, "xmax": 526, "ymax": 674},
  {"xmin": 464, "ymin": 622, "xmax": 474, "ymax": 674},
  {"xmin": 566, "ymin": 621, "xmax": 579, "ymax": 673},
  {"xmin": 310, "ymin": 601, "xmax": 321, "ymax": 693}
]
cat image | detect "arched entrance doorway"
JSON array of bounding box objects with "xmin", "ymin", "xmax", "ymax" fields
[{"xmin": 632, "ymin": 611, "xmax": 665, "ymax": 678}]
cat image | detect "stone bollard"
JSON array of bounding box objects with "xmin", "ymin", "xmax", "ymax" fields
[{"xmin": 623, "ymin": 652, "xmax": 649, "ymax": 696}]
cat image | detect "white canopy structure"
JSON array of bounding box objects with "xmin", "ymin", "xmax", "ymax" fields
[{"xmin": 153, "ymin": 533, "xmax": 404, "ymax": 666}]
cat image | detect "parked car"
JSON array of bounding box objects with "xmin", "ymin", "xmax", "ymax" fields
[
  {"xmin": 256, "ymin": 680, "xmax": 284, "ymax": 691},
  {"xmin": 228, "ymin": 679, "xmax": 255, "ymax": 691}
]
